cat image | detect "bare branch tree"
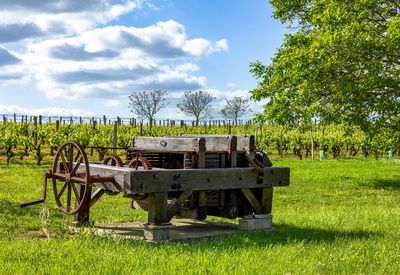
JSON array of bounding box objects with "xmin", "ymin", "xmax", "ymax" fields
[
  {"xmin": 177, "ymin": 90, "xmax": 216, "ymax": 126},
  {"xmin": 128, "ymin": 90, "xmax": 168, "ymax": 127},
  {"xmin": 220, "ymin": 96, "xmax": 251, "ymax": 125}
]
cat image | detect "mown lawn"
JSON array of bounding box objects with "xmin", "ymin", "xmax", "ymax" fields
[{"xmin": 0, "ymin": 159, "xmax": 399, "ymax": 274}]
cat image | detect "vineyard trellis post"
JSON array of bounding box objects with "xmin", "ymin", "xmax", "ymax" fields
[
  {"xmin": 113, "ymin": 121, "xmax": 117, "ymax": 155},
  {"xmin": 311, "ymin": 121, "xmax": 314, "ymax": 161}
]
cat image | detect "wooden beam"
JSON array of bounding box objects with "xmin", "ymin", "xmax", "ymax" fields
[
  {"xmin": 132, "ymin": 136, "xmax": 205, "ymax": 152},
  {"xmin": 241, "ymin": 188, "xmax": 262, "ymax": 214},
  {"xmin": 89, "ymin": 188, "xmax": 105, "ymax": 207},
  {"xmin": 80, "ymin": 164, "xmax": 289, "ymax": 194}
]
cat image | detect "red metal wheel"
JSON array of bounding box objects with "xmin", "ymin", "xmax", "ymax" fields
[
  {"xmin": 128, "ymin": 153, "xmax": 152, "ymax": 170},
  {"xmin": 52, "ymin": 141, "xmax": 90, "ymax": 215},
  {"xmin": 102, "ymin": 155, "xmax": 124, "ymax": 167}
]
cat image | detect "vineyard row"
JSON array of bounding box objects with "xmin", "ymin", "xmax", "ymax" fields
[{"xmin": 0, "ymin": 121, "xmax": 397, "ymax": 165}]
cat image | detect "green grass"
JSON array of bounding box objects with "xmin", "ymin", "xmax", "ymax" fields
[{"xmin": 1, "ymin": 159, "xmax": 400, "ymax": 274}]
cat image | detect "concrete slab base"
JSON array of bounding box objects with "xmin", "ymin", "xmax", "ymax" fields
[
  {"xmin": 238, "ymin": 214, "xmax": 273, "ymax": 231},
  {"xmin": 71, "ymin": 217, "xmax": 274, "ymax": 242}
]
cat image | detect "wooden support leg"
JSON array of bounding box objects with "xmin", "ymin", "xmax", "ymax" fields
[
  {"xmin": 262, "ymin": 187, "xmax": 273, "ymax": 214},
  {"xmin": 74, "ymin": 184, "xmax": 92, "ymax": 224},
  {"xmin": 198, "ymin": 191, "xmax": 207, "ymax": 220},
  {"xmin": 147, "ymin": 192, "xmax": 168, "ymax": 225}
]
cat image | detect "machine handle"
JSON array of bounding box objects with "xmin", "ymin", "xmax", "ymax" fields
[{"xmin": 20, "ymin": 199, "xmax": 45, "ymax": 208}]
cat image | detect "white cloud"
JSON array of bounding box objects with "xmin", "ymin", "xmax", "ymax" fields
[
  {"xmin": 0, "ymin": 105, "xmax": 94, "ymax": 117},
  {"xmin": 215, "ymin": 39, "xmax": 228, "ymax": 52},
  {"xmin": 103, "ymin": 99, "xmax": 122, "ymax": 107},
  {"xmin": 0, "ymin": 2, "xmax": 230, "ymax": 112},
  {"xmin": 8, "ymin": 20, "xmax": 226, "ymax": 99},
  {"xmin": 226, "ymin": 82, "xmax": 236, "ymax": 87},
  {"xmin": 0, "ymin": 0, "xmax": 140, "ymax": 42}
]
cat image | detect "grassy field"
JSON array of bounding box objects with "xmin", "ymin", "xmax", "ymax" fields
[{"xmin": 0, "ymin": 158, "xmax": 399, "ymax": 274}]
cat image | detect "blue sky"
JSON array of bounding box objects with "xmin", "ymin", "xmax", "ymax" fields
[{"xmin": 0, "ymin": 0, "xmax": 286, "ymax": 119}]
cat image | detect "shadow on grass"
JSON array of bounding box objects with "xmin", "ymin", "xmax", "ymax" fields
[
  {"xmin": 366, "ymin": 179, "xmax": 400, "ymax": 191},
  {"xmin": 0, "ymin": 199, "xmax": 64, "ymax": 221},
  {"xmin": 215, "ymin": 223, "xmax": 383, "ymax": 248},
  {"xmin": 0, "ymin": 199, "xmax": 41, "ymax": 217}
]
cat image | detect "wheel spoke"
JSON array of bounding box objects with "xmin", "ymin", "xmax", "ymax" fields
[
  {"xmin": 68, "ymin": 144, "xmax": 74, "ymax": 172},
  {"xmin": 67, "ymin": 183, "xmax": 72, "ymax": 211},
  {"xmin": 57, "ymin": 181, "xmax": 68, "ymax": 199},
  {"xmin": 74, "ymin": 150, "xmax": 81, "ymax": 162},
  {"xmin": 59, "ymin": 151, "xmax": 69, "ymax": 173},
  {"xmin": 71, "ymin": 156, "xmax": 83, "ymax": 176},
  {"xmin": 71, "ymin": 182, "xmax": 81, "ymax": 203}
]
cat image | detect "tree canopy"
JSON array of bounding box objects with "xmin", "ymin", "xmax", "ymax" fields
[
  {"xmin": 220, "ymin": 96, "xmax": 251, "ymax": 124},
  {"xmin": 177, "ymin": 90, "xmax": 215, "ymax": 126},
  {"xmin": 250, "ymin": 0, "xmax": 400, "ymax": 135},
  {"xmin": 128, "ymin": 90, "xmax": 168, "ymax": 127}
]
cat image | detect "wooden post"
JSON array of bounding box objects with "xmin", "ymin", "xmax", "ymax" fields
[
  {"xmin": 311, "ymin": 122, "xmax": 314, "ymax": 161},
  {"xmin": 147, "ymin": 193, "xmax": 168, "ymax": 225},
  {"xmin": 56, "ymin": 120, "xmax": 60, "ymax": 131},
  {"xmin": 279, "ymin": 129, "xmax": 284, "ymax": 158},
  {"xmin": 261, "ymin": 187, "xmax": 273, "ymax": 214},
  {"xmin": 74, "ymin": 184, "xmax": 92, "ymax": 224},
  {"xmin": 103, "ymin": 115, "xmax": 106, "ymax": 125},
  {"xmin": 33, "ymin": 116, "xmax": 38, "ymax": 147},
  {"xmin": 39, "ymin": 115, "xmax": 42, "ymax": 126},
  {"xmin": 113, "ymin": 121, "xmax": 117, "ymax": 155},
  {"xmin": 229, "ymin": 136, "xmax": 237, "ymax": 168},
  {"xmin": 13, "ymin": 113, "xmax": 16, "ymax": 123}
]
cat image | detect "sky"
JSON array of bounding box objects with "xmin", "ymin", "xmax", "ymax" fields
[{"xmin": 0, "ymin": 0, "xmax": 287, "ymax": 120}]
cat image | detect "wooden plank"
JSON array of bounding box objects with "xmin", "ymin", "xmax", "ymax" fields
[
  {"xmin": 241, "ymin": 188, "xmax": 262, "ymax": 214},
  {"xmin": 170, "ymin": 134, "xmax": 254, "ymax": 152},
  {"xmin": 236, "ymin": 135, "xmax": 255, "ymax": 152},
  {"xmin": 166, "ymin": 135, "xmax": 238, "ymax": 152},
  {"xmin": 132, "ymin": 136, "xmax": 205, "ymax": 152}
]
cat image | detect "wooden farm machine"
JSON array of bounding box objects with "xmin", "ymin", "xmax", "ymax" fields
[{"xmin": 21, "ymin": 135, "xmax": 289, "ymax": 239}]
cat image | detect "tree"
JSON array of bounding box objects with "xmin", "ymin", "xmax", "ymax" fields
[
  {"xmin": 250, "ymin": 0, "xmax": 400, "ymax": 136},
  {"xmin": 128, "ymin": 90, "xmax": 168, "ymax": 128},
  {"xmin": 177, "ymin": 90, "xmax": 216, "ymax": 126},
  {"xmin": 220, "ymin": 96, "xmax": 251, "ymax": 124}
]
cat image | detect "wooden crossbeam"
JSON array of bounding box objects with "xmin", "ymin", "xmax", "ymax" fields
[
  {"xmin": 241, "ymin": 188, "xmax": 262, "ymax": 214},
  {"xmin": 166, "ymin": 191, "xmax": 193, "ymax": 221}
]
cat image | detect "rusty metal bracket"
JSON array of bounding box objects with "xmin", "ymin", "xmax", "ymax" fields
[{"xmin": 246, "ymin": 156, "xmax": 265, "ymax": 174}]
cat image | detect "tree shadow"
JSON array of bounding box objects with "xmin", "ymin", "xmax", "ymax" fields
[
  {"xmin": 0, "ymin": 199, "xmax": 41, "ymax": 217},
  {"xmin": 365, "ymin": 179, "xmax": 400, "ymax": 191}
]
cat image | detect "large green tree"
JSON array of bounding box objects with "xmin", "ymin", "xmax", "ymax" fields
[{"xmin": 251, "ymin": 0, "xmax": 400, "ymax": 135}]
